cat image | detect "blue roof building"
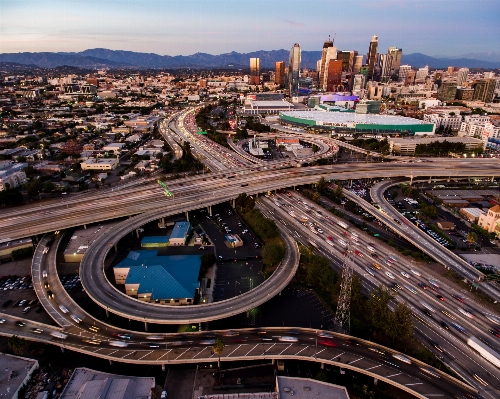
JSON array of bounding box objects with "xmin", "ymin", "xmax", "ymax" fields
[
  {"xmin": 141, "ymin": 236, "xmax": 169, "ymax": 247},
  {"xmin": 169, "ymin": 221, "xmax": 191, "ymax": 246},
  {"xmin": 113, "ymin": 250, "xmax": 201, "ymax": 304}
]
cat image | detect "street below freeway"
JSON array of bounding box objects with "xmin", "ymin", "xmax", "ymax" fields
[{"xmin": 258, "ymin": 192, "xmax": 500, "ymax": 397}]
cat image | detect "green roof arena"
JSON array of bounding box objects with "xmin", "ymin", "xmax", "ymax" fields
[{"xmin": 279, "ymin": 111, "xmax": 435, "ymax": 135}]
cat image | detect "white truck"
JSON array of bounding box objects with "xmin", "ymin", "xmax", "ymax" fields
[
  {"xmin": 467, "ymin": 336, "xmax": 500, "ymax": 368},
  {"xmin": 337, "ymin": 221, "xmax": 348, "ymax": 229}
]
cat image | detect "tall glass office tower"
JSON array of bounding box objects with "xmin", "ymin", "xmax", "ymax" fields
[
  {"xmin": 288, "ymin": 43, "xmax": 301, "ymax": 97},
  {"xmin": 366, "ymin": 35, "xmax": 379, "ymax": 81}
]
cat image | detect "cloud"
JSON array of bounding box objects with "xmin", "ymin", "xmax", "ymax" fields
[{"xmin": 281, "ymin": 19, "xmax": 306, "ymax": 27}]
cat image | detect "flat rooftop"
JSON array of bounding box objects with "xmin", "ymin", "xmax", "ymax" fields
[
  {"xmin": 281, "ymin": 110, "xmax": 428, "ymax": 125},
  {"xmin": 170, "ymin": 221, "xmax": 190, "ymax": 239},
  {"xmin": 60, "ymin": 367, "xmax": 154, "ymax": 399},
  {"xmin": 0, "ymin": 353, "xmax": 38, "ymax": 398},
  {"xmin": 277, "ymin": 376, "xmax": 350, "ymax": 399},
  {"xmin": 64, "ymin": 222, "xmax": 117, "ymax": 258}
]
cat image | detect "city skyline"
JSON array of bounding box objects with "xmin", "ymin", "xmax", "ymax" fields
[{"xmin": 0, "ymin": 0, "xmax": 499, "ymax": 57}]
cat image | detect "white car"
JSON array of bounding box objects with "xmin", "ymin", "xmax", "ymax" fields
[
  {"xmin": 59, "ymin": 305, "xmax": 69, "ymax": 314},
  {"xmin": 385, "ymin": 271, "xmax": 395, "ymax": 279},
  {"xmin": 458, "ymin": 308, "xmax": 474, "ymax": 319},
  {"xmin": 317, "ymin": 228, "xmax": 323, "ymax": 234},
  {"xmin": 405, "ymin": 285, "xmax": 417, "ymax": 294},
  {"xmin": 401, "ymin": 271, "xmax": 410, "ymax": 279},
  {"xmin": 42, "ymin": 270, "xmax": 48, "ymax": 278},
  {"xmin": 70, "ymin": 314, "xmax": 82, "ymax": 323},
  {"xmin": 410, "ymin": 269, "xmax": 421, "ymax": 276},
  {"xmin": 338, "ymin": 239, "xmax": 347, "ymax": 247}
]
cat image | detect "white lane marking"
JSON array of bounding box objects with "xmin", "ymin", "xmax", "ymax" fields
[
  {"xmin": 294, "ymin": 346, "xmax": 309, "ymax": 356},
  {"xmin": 314, "ymin": 348, "xmax": 326, "ymax": 357},
  {"xmin": 227, "ymin": 345, "xmax": 243, "ymax": 357},
  {"xmin": 263, "ymin": 343, "xmax": 276, "ymax": 354},
  {"xmin": 157, "ymin": 349, "xmax": 172, "ymax": 361},
  {"xmin": 366, "ymin": 364, "xmax": 382, "ymax": 370},
  {"xmin": 192, "ymin": 347, "xmax": 209, "ymax": 359},
  {"xmin": 349, "ymin": 357, "xmax": 363, "ymax": 365},
  {"xmin": 175, "ymin": 348, "xmax": 190, "ymax": 360},
  {"xmin": 138, "ymin": 351, "xmax": 153, "ymax": 360},
  {"xmin": 386, "ymin": 372, "xmax": 402, "ymax": 378},
  {"xmin": 245, "ymin": 344, "xmax": 259, "ymax": 356},
  {"xmin": 279, "ymin": 344, "xmax": 292, "ymax": 355},
  {"xmin": 330, "ymin": 351, "xmax": 344, "ymax": 361},
  {"xmin": 405, "ymin": 383, "xmax": 424, "ymax": 386}
]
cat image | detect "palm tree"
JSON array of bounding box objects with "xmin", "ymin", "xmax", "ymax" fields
[
  {"xmin": 212, "ymin": 339, "xmax": 225, "ymax": 370},
  {"xmin": 466, "ymin": 231, "xmax": 478, "ymax": 249}
]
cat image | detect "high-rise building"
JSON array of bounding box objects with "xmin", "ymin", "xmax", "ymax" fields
[
  {"xmin": 447, "ymin": 66, "xmax": 455, "ymax": 75},
  {"xmin": 288, "ymin": 43, "xmax": 301, "ymax": 97},
  {"xmin": 437, "ymin": 81, "xmax": 458, "ymax": 102},
  {"xmin": 275, "ymin": 61, "xmax": 285, "ymax": 86},
  {"xmin": 404, "ymin": 70, "xmax": 416, "ymax": 86},
  {"xmin": 387, "ymin": 47, "xmax": 403, "ymax": 79},
  {"xmin": 472, "ymin": 79, "xmax": 496, "ymax": 103},
  {"xmin": 325, "ymin": 59, "xmax": 343, "ymax": 91},
  {"xmin": 456, "ymin": 68, "xmax": 469, "ymax": 87},
  {"xmin": 379, "ymin": 54, "xmax": 392, "ymax": 82},
  {"xmin": 337, "ymin": 50, "xmax": 356, "ymax": 73},
  {"xmin": 366, "ymin": 35, "xmax": 379, "ymax": 81},
  {"xmin": 353, "ymin": 55, "xmax": 363, "ymax": 74},
  {"xmin": 398, "ymin": 65, "xmax": 412, "ymax": 82},
  {"xmin": 249, "ymin": 58, "xmax": 260, "ymax": 85},
  {"xmin": 318, "ymin": 36, "xmax": 334, "ymax": 89},
  {"xmin": 353, "ymin": 74, "xmax": 365, "ymax": 91},
  {"xmin": 415, "ymin": 65, "xmax": 429, "ymax": 81}
]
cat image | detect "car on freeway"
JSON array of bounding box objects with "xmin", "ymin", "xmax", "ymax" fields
[
  {"xmin": 59, "ymin": 305, "xmax": 69, "ymax": 314},
  {"xmin": 385, "ymin": 271, "xmax": 395, "ymax": 279},
  {"xmin": 370, "ymin": 253, "xmax": 379, "ymax": 259},
  {"xmin": 161, "ymin": 390, "xmax": 168, "ymax": 399},
  {"xmin": 113, "ymin": 333, "xmax": 131, "ymax": 339},
  {"xmin": 458, "ymin": 308, "xmax": 474, "ymax": 319},
  {"xmin": 487, "ymin": 328, "xmax": 500, "ymax": 338},
  {"xmin": 15, "ymin": 321, "xmax": 25, "ymax": 327},
  {"xmin": 89, "ymin": 325, "xmax": 99, "ymax": 333},
  {"xmin": 405, "ymin": 285, "xmax": 417, "ymax": 294},
  {"xmin": 42, "ymin": 270, "xmax": 48, "ymax": 278},
  {"xmin": 422, "ymin": 308, "xmax": 433, "ymax": 317},
  {"xmin": 338, "ymin": 239, "xmax": 347, "ymax": 247},
  {"xmin": 451, "ymin": 294, "xmax": 464, "ymax": 303},
  {"xmin": 146, "ymin": 335, "xmax": 165, "ymax": 340},
  {"xmin": 401, "ymin": 271, "xmax": 410, "ymax": 279},
  {"xmin": 452, "ymin": 323, "xmax": 466, "ymax": 333},
  {"xmin": 354, "ymin": 250, "xmax": 363, "ymax": 258},
  {"xmin": 410, "ymin": 269, "xmax": 421, "ymax": 276},
  {"xmin": 22, "ymin": 306, "xmax": 31, "ymax": 314},
  {"xmin": 436, "ymin": 294, "xmax": 445, "ymax": 301},
  {"xmin": 318, "ymin": 331, "xmax": 333, "ymax": 338},
  {"xmin": 0, "ymin": 318, "xmax": 5, "ymax": 324},
  {"xmin": 109, "ymin": 340, "xmax": 128, "ymax": 347},
  {"xmin": 70, "ymin": 314, "xmax": 82, "ymax": 323},
  {"xmin": 392, "ymin": 354, "xmax": 411, "ymax": 364},
  {"xmin": 365, "ymin": 267, "xmax": 374, "ymax": 276},
  {"xmin": 318, "ymin": 339, "xmax": 336, "ymax": 347},
  {"xmin": 345, "ymin": 339, "xmax": 361, "ymax": 346},
  {"xmin": 326, "ymin": 236, "xmax": 333, "ymax": 241},
  {"xmin": 417, "ymin": 282, "xmax": 429, "ymax": 290},
  {"xmin": 31, "ymin": 328, "xmax": 43, "ymax": 334},
  {"xmin": 431, "ymin": 341, "xmax": 444, "ymax": 352},
  {"xmin": 440, "ymin": 321, "xmax": 449, "ymax": 330},
  {"xmin": 83, "ymin": 339, "xmax": 101, "ymax": 345},
  {"xmin": 278, "ymin": 336, "xmax": 298, "ymax": 343}
]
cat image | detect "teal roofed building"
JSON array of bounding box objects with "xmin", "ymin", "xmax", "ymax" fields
[
  {"xmin": 169, "ymin": 221, "xmax": 191, "ymax": 246},
  {"xmin": 113, "ymin": 250, "xmax": 201, "ymax": 305}
]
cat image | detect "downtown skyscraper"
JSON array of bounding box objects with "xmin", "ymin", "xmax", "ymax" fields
[
  {"xmin": 249, "ymin": 58, "xmax": 260, "ymax": 85},
  {"xmin": 288, "ymin": 43, "xmax": 301, "ymax": 98},
  {"xmin": 366, "ymin": 35, "xmax": 379, "ymax": 81}
]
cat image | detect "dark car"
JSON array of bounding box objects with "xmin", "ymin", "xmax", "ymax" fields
[
  {"xmin": 440, "ymin": 321, "xmax": 449, "ymax": 330},
  {"xmin": 2, "ymin": 299, "xmax": 12, "ymax": 308},
  {"xmin": 15, "ymin": 321, "xmax": 25, "ymax": 327}
]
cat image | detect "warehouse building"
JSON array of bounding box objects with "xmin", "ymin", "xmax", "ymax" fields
[
  {"xmin": 113, "ymin": 250, "xmax": 200, "ymax": 304},
  {"xmin": 279, "ymin": 110, "xmax": 435, "ymax": 135},
  {"xmin": 389, "ymin": 137, "xmax": 483, "ymax": 155}
]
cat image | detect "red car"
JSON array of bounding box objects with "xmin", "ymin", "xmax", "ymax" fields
[
  {"xmin": 436, "ymin": 295, "xmax": 445, "ymax": 301},
  {"xmin": 451, "ymin": 294, "xmax": 464, "ymax": 303},
  {"xmin": 326, "ymin": 236, "xmax": 333, "ymax": 241},
  {"xmin": 354, "ymin": 250, "xmax": 364, "ymax": 258},
  {"xmin": 318, "ymin": 339, "xmax": 337, "ymax": 347}
]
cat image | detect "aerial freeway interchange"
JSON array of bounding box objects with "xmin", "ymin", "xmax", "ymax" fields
[{"xmin": 1, "ymin": 107, "xmax": 500, "ymax": 398}]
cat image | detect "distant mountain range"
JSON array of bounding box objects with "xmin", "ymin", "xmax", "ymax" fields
[{"xmin": 0, "ymin": 48, "xmax": 498, "ymax": 70}]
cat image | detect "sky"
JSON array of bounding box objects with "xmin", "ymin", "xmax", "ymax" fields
[{"xmin": 0, "ymin": 0, "xmax": 498, "ymax": 57}]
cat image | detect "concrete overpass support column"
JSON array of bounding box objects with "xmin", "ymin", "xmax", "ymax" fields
[
  {"xmin": 320, "ymin": 363, "xmax": 324, "ymax": 370},
  {"xmin": 374, "ymin": 378, "xmax": 378, "ymax": 386},
  {"xmin": 114, "ymin": 245, "xmax": 118, "ymax": 253},
  {"xmin": 492, "ymin": 176, "xmax": 495, "ymax": 182},
  {"xmin": 271, "ymin": 359, "xmax": 275, "ymax": 365},
  {"xmin": 428, "ymin": 176, "xmax": 432, "ymax": 184},
  {"xmin": 105, "ymin": 309, "xmax": 109, "ymax": 318},
  {"xmin": 162, "ymin": 364, "xmax": 165, "ymax": 371},
  {"xmin": 144, "ymin": 321, "xmax": 148, "ymax": 332},
  {"xmin": 160, "ymin": 218, "xmax": 165, "ymax": 227},
  {"xmin": 185, "ymin": 211, "xmax": 189, "ymax": 222},
  {"xmin": 410, "ymin": 175, "xmax": 413, "ymax": 185},
  {"xmin": 83, "ymin": 224, "xmax": 87, "ymax": 229},
  {"xmin": 136, "ymin": 229, "xmax": 140, "ymax": 238},
  {"xmin": 109, "ymin": 360, "xmax": 113, "ymax": 366},
  {"xmin": 349, "ymin": 180, "xmax": 352, "ymax": 188},
  {"xmin": 208, "ymin": 206, "xmax": 212, "ymax": 216},
  {"xmin": 61, "ymin": 347, "xmax": 65, "ymax": 353},
  {"xmin": 232, "ymin": 199, "xmax": 236, "ymax": 208}
]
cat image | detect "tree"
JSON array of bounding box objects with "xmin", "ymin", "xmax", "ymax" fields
[
  {"xmin": 386, "ymin": 302, "xmax": 414, "ymax": 344},
  {"xmin": 235, "ymin": 193, "xmax": 255, "ymax": 213},
  {"xmin": 8, "ymin": 335, "xmax": 28, "ymax": 355},
  {"xmin": 312, "ymin": 192, "xmax": 321, "ymax": 203},
  {"xmin": 43, "ymin": 182, "xmax": 56, "ymax": 193},
  {"xmin": 422, "ymin": 205, "xmax": 438, "ymax": 220},
  {"xmin": 467, "ymin": 231, "xmax": 478, "ymax": 248},
  {"xmin": 212, "ymin": 339, "xmax": 225, "ymax": 370},
  {"xmin": 316, "ymin": 177, "xmax": 328, "ymax": 194},
  {"xmin": 261, "ymin": 242, "xmax": 285, "ymax": 269},
  {"xmin": 366, "ymin": 286, "xmax": 394, "ymax": 332},
  {"xmin": 0, "ymin": 188, "xmax": 23, "ymax": 206}
]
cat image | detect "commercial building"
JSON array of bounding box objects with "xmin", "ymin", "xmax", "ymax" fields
[
  {"xmin": 456, "ymin": 87, "xmax": 475, "ymax": 101},
  {"xmin": 337, "ymin": 50, "xmax": 356, "ymax": 73},
  {"xmin": 423, "ymin": 112, "xmax": 462, "ymax": 130},
  {"xmin": 478, "ymin": 205, "xmax": 500, "ymax": 233},
  {"xmin": 113, "ymin": 250, "xmax": 200, "ymax": 304},
  {"xmin": 460, "ymin": 208, "xmax": 485, "ymax": 223},
  {"xmin": 0, "ymin": 161, "xmax": 27, "ymax": 190},
  {"xmin": 0, "ymin": 353, "xmax": 39, "ymax": 399},
  {"xmin": 60, "ymin": 367, "xmax": 155, "ymax": 399},
  {"xmin": 366, "ymin": 35, "xmax": 379, "ymax": 81},
  {"xmin": 63, "ymin": 223, "xmax": 115, "ymax": 262},
  {"xmin": 353, "ymin": 55, "xmax": 363, "ymax": 74},
  {"xmin": 249, "ymin": 58, "xmax": 260, "ymax": 85},
  {"xmin": 169, "ymin": 221, "xmax": 191, "ymax": 246},
  {"xmin": 280, "ymin": 110, "xmax": 434, "ymax": 135},
  {"xmin": 288, "ymin": 44, "xmax": 301, "ymax": 98},
  {"xmin": 355, "ymin": 100, "xmax": 381, "ymax": 114},
  {"xmin": 472, "ymin": 79, "xmax": 497, "ymax": 103},
  {"xmin": 457, "ymin": 68, "xmax": 469, "ymax": 86},
  {"xmin": 80, "ymin": 157, "xmax": 118, "ymax": 171},
  {"xmin": 398, "ymin": 65, "xmax": 412, "ymax": 83},
  {"xmin": 318, "ymin": 37, "xmax": 335, "ymax": 90},
  {"xmin": 275, "ymin": 61, "xmax": 285, "ymax": 86},
  {"xmin": 389, "ymin": 136, "xmax": 483, "ymax": 155},
  {"xmin": 437, "ymin": 82, "xmax": 458, "ymax": 102},
  {"xmin": 325, "ymin": 59, "xmax": 343, "ymax": 91},
  {"xmin": 243, "ymin": 99, "xmax": 294, "ymax": 115},
  {"xmin": 387, "ymin": 47, "xmax": 403, "ymax": 78}
]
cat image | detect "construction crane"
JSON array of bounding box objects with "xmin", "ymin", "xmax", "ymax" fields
[{"xmin": 157, "ymin": 180, "xmax": 173, "ymax": 197}]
